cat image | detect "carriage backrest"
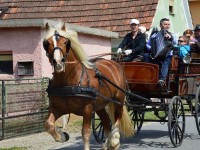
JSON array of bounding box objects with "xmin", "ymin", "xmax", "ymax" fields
[{"xmin": 120, "ymin": 62, "xmax": 159, "ymax": 84}]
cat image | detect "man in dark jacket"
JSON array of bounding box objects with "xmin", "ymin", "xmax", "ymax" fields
[
  {"xmin": 117, "ymin": 18, "xmax": 146, "ymax": 62},
  {"xmin": 146, "ymin": 18, "xmax": 177, "ymax": 92},
  {"xmin": 191, "ymin": 24, "xmax": 200, "ymax": 53}
]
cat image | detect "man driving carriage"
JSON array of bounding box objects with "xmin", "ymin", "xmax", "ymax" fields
[{"xmin": 117, "ymin": 18, "xmax": 146, "ymax": 62}]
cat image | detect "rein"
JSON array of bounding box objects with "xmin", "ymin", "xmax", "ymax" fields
[
  {"xmin": 89, "ymin": 52, "xmax": 125, "ymax": 62},
  {"xmin": 89, "ymin": 52, "xmax": 118, "ymax": 58}
]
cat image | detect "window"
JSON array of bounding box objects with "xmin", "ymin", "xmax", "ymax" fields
[
  {"xmin": 169, "ymin": 0, "xmax": 175, "ymax": 14},
  {"xmin": 0, "ymin": 51, "xmax": 13, "ymax": 74},
  {"xmin": 17, "ymin": 61, "xmax": 34, "ymax": 76}
]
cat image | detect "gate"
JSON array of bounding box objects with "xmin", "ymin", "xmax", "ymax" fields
[{"xmin": 0, "ymin": 78, "xmax": 49, "ymax": 140}]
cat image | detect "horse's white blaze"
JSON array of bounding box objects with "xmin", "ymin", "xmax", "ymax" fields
[
  {"xmin": 53, "ymin": 35, "xmax": 61, "ymax": 62},
  {"xmin": 54, "ymin": 49, "xmax": 61, "ymax": 62}
]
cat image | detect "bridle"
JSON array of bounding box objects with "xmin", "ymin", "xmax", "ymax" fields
[{"xmin": 43, "ymin": 30, "xmax": 71, "ymax": 65}]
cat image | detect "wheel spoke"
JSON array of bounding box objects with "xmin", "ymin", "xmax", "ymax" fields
[
  {"xmin": 195, "ymin": 86, "xmax": 200, "ymax": 135},
  {"xmin": 130, "ymin": 110, "xmax": 144, "ymax": 134},
  {"xmin": 168, "ymin": 96, "xmax": 185, "ymax": 147}
]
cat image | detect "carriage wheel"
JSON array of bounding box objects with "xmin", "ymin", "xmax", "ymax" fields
[
  {"xmin": 168, "ymin": 96, "xmax": 185, "ymax": 147},
  {"xmin": 129, "ymin": 110, "xmax": 145, "ymax": 134},
  {"xmin": 92, "ymin": 112, "xmax": 105, "ymax": 143},
  {"xmin": 195, "ymin": 86, "xmax": 200, "ymax": 135}
]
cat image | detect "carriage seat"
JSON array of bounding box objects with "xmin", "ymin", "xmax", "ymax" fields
[
  {"xmin": 120, "ymin": 62, "xmax": 159, "ymax": 93},
  {"xmin": 132, "ymin": 55, "xmax": 144, "ymax": 62}
]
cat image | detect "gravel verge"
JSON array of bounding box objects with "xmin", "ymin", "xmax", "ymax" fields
[
  {"xmin": 0, "ymin": 115, "xmax": 83, "ymax": 150},
  {"xmin": 0, "ymin": 131, "xmax": 82, "ymax": 150}
]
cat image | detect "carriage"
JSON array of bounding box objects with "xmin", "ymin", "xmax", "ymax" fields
[
  {"xmin": 43, "ymin": 22, "xmax": 200, "ymax": 150},
  {"xmin": 92, "ymin": 53, "xmax": 200, "ymax": 147}
]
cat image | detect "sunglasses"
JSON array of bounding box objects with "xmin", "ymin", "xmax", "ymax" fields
[{"xmin": 178, "ymin": 40, "xmax": 185, "ymax": 43}]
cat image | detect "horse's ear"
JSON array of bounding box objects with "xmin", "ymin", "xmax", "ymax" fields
[
  {"xmin": 66, "ymin": 39, "xmax": 71, "ymax": 52},
  {"xmin": 61, "ymin": 23, "xmax": 66, "ymax": 31},
  {"xmin": 45, "ymin": 23, "xmax": 50, "ymax": 30}
]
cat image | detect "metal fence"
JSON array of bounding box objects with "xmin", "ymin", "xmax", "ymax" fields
[{"xmin": 0, "ymin": 78, "xmax": 49, "ymax": 140}]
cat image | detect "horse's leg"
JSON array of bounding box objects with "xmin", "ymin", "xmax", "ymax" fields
[
  {"xmin": 110, "ymin": 104, "xmax": 122, "ymax": 150},
  {"xmin": 96, "ymin": 108, "xmax": 111, "ymax": 138},
  {"xmin": 82, "ymin": 104, "xmax": 93, "ymax": 150},
  {"xmin": 45, "ymin": 108, "xmax": 69, "ymax": 142},
  {"xmin": 103, "ymin": 103, "xmax": 123, "ymax": 150}
]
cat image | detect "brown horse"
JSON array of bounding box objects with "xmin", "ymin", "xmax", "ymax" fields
[{"xmin": 43, "ymin": 22, "xmax": 134, "ymax": 150}]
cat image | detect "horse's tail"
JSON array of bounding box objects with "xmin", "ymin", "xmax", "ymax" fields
[
  {"xmin": 107, "ymin": 99, "xmax": 134, "ymax": 138},
  {"xmin": 119, "ymin": 104, "xmax": 135, "ymax": 138}
]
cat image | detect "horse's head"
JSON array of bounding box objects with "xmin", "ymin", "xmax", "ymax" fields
[
  {"xmin": 43, "ymin": 24, "xmax": 71, "ymax": 72},
  {"xmin": 43, "ymin": 22, "xmax": 94, "ymax": 72}
]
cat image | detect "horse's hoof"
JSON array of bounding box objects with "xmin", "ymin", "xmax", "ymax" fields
[
  {"xmin": 60, "ymin": 132, "xmax": 70, "ymax": 142},
  {"xmin": 56, "ymin": 127, "xmax": 70, "ymax": 142},
  {"xmin": 110, "ymin": 131, "xmax": 120, "ymax": 149}
]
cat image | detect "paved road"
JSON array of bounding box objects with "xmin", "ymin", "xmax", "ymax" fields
[{"xmin": 52, "ymin": 116, "xmax": 200, "ymax": 150}]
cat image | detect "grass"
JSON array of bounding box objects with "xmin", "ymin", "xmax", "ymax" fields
[{"xmin": 144, "ymin": 111, "xmax": 166, "ymax": 121}]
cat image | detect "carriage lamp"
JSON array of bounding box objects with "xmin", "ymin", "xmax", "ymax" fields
[{"xmin": 183, "ymin": 54, "xmax": 191, "ymax": 74}]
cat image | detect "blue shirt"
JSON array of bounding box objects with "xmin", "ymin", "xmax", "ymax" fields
[{"xmin": 179, "ymin": 45, "xmax": 190, "ymax": 58}]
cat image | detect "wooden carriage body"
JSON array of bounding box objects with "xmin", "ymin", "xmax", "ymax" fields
[{"xmin": 120, "ymin": 54, "xmax": 200, "ymax": 99}]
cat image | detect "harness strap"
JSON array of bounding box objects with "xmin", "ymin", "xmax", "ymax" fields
[{"xmin": 47, "ymin": 85, "xmax": 98, "ymax": 99}]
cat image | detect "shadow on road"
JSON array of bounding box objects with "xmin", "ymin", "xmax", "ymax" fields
[
  {"xmin": 120, "ymin": 129, "xmax": 174, "ymax": 149},
  {"xmin": 53, "ymin": 127, "xmax": 200, "ymax": 149},
  {"xmin": 53, "ymin": 129, "xmax": 173, "ymax": 149}
]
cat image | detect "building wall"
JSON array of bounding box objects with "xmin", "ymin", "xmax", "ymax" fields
[
  {"xmin": 152, "ymin": 0, "xmax": 193, "ymax": 38},
  {"xmin": 189, "ymin": 0, "xmax": 200, "ymax": 26},
  {"xmin": 78, "ymin": 33, "xmax": 111, "ymax": 59},
  {"xmin": 0, "ymin": 28, "xmax": 44, "ymax": 79},
  {"xmin": 0, "ymin": 27, "xmax": 112, "ymax": 79}
]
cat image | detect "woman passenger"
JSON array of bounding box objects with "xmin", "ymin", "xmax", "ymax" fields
[{"xmin": 183, "ymin": 29, "xmax": 197, "ymax": 45}]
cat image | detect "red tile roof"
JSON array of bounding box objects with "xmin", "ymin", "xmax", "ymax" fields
[{"xmin": 0, "ymin": 0, "xmax": 158, "ymax": 37}]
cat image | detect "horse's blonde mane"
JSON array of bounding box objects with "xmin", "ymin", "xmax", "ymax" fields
[{"xmin": 44, "ymin": 22, "xmax": 94, "ymax": 69}]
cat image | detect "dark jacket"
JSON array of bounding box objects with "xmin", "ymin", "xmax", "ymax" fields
[
  {"xmin": 191, "ymin": 42, "xmax": 200, "ymax": 54},
  {"xmin": 118, "ymin": 31, "xmax": 146, "ymax": 56}
]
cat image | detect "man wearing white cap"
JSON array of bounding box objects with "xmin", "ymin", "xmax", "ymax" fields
[{"xmin": 117, "ymin": 18, "xmax": 146, "ymax": 62}]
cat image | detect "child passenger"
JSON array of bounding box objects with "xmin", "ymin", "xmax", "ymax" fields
[{"xmin": 178, "ymin": 35, "xmax": 190, "ymax": 58}]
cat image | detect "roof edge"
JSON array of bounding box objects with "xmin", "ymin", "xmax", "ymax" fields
[{"xmin": 0, "ymin": 19, "xmax": 119, "ymax": 38}]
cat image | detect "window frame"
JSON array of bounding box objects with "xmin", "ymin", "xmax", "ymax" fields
[
  {"xmin": 169, "ymin": 0, "xmax": 175, "ymax": 15},
  {"xmin": 17, "ymin": 61, "xmax": 34, "ymax": 76},
  {"xmin": 0, "ymin": 51, "xmax": 13, "ymax": 75}
]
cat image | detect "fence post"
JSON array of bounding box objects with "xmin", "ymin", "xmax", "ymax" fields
[{"xmin": 1, "ymin": 80, "xmax": 6, "ymax": 139}]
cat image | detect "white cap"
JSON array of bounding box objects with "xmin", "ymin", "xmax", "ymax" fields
[{"xmin": 130, "ymin": 19, "xmax": 140, "ymax": 25}]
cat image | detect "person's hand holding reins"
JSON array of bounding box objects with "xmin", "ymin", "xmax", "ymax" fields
[
  {"xmin": 124, "ymin": 49, "xmax": 132, "ymax": 55},
  {"xmin": 117, "ymin": 48, "xmax": 122, "ymax": 53}
]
